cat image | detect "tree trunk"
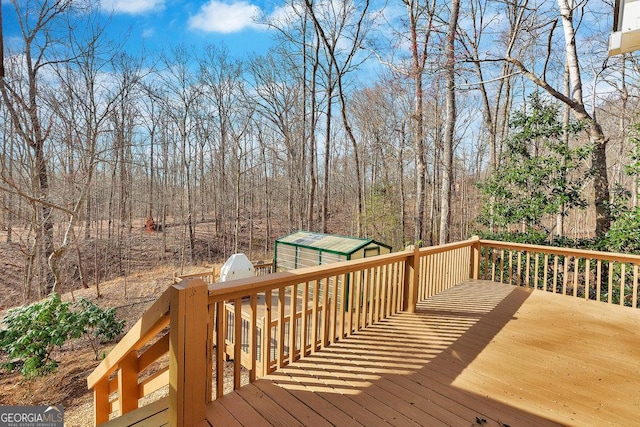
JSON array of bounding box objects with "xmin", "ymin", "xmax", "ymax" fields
[{"xmin": 439, "ymin": 0, "xmax": 459, "ymax": 245}]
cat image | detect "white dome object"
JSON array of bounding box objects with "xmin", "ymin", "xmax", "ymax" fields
[{"xmin": 219, "ymin": 253, "xmax": 255, "ymax": 282}]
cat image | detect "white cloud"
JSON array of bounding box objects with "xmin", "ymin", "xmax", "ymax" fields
[
  {"xmin": 100, "ymin": 0, "xmax": 164, "ymax": 15},
  {"xmin": 142, "ymin": 28, "xmax": 155, "ymax": 38},
  {"xmin": 188, "ymin": 0, "xmax": 262, "ymax": 33}
]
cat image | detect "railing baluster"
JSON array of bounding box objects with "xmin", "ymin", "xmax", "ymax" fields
[
  {"xmin": 215, "ymin": 301, "xmax": 224, "ymax": 398},
  {"xmin": 608, "ymin": 263, "xmax": 614, "ymax": 304},
  {"xmin": 634, "ymin": 265, "xmax": 639, "ymax": 309},
  {"xmin": 311, "ymin": 280, "xmax": 319, "ymax": 351},
  {"xmin": 278, "ymin": 286, "xmax": 286, "ymax": 366},
  {"xmin": 321, "ymin": 278, "xmax": 330, "ymax": 348},
  {"xmin": 374, "ymin": 266, "xmax": 381, "ymax": 322},
  {"xmin": 525, "ymin": 252, "xmax": 531, "ymax": 288},
  {"xmin": 572, "ymin": 257, "xmax": 578, "ymax": 297},
  {"xmin": 263, "ymin": 289, "xmax": 272, "ymax": 375},
  {"xmin": 301, "ymin": 282, "xmax": 309, "ymax": 354},
  {"xmin": 233, "ymin": 298, "xmax": 242, "ymax": 390},
  {"xmin": 288, "ymin": 283, "xmax": 297, "ymax": 365},
  {"xmin": 339, "ymin": 275, "xmax": 347, "ymax": 339},
  {"xmin": 585, "ymin": 259, "xmax": 591, "ymax": 300},
  {"xmin": 354, "ymin": 271, "xmax": 362, "ymax": 332},
  {"xmin": 543, "ymin": 253, "xmax": 549, "ymax": 291},
  {"xmin": 499, "ymin": 249, "xmax": 505, "ymax": 284},
  {"xmin": 330, "ymin": 275, "xmax": 338, "ymax": 345},
  {"xmin": 596, "ymin": 260, "xmax": 602, "ymax": 302},
  {"xmin": 620, "ymin": 263, "xmax": 627, "ymax": 306},
  {"xmin": 534, "ymin": 253, "xmax": 539, "ymax": 290},
  {"xmin": 508, "ymin": 250, "xmax": 514, "ymax": 286},
  {"xmin": 562, "ymin": 256, "xmax": 568, "ymax": 295},
  {"xmin": 249, "ymin": 295, "xmax": 257, "ymax": 382}
]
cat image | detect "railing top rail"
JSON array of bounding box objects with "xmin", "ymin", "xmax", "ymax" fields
[
  {"xmin": 87, "ymin": 286, "xmax": 172, "ymax": 388},
  {"xmin": 208, "ymin": 238, "xmax": 478, "ymax": 303},
  {"xmin": 208, "ymin": 250, "xmax": 410, "ymax": 303},
  {"xmin": 480, "ymin": 239, "xmax": 640, "ymax": 264},
  {"xmin": 417, "ymin": 238, "xmax": 477, "ymax": 256}
]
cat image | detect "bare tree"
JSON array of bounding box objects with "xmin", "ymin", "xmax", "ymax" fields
[
  {"xmin": 439, "ymin": 0, "xmax": 460, "ymax": 244},
  {"xmin": 303, "ymin": 0, "xmax": 372, "ymax": 235}
]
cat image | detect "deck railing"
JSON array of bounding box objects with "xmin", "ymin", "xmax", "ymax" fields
[
  {"xmin": 87, "ymin": 238, "xmax": 477, "ymax": 425},
  {"xmin": 173, "ymin": 261, "xmax": 274, "ymax": 285},
  {"xmin": 479, "ymin": 240, "xmax": 640, "ymax": 308}
]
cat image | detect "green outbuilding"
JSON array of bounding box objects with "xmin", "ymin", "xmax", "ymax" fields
[{"xmin": 274, "ymin": 231, "xmax": 392, "ymax": 272}]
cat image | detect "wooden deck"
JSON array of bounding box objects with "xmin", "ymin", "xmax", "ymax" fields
[{"xmin": 200, "ymin": 280, "xmax": 640, "ymax": 426}]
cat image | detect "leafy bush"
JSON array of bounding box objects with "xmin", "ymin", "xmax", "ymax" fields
[
  {"xmin": 605, "ymin": 207, "xmax": 640, "ymax": 254},
  {"xmin": 73, "ymin": 298, "xmax": 125, "ymax": 358},
  {"xmin": 0, "ymin": 295, "xmax": 125, "ymax": 378}
]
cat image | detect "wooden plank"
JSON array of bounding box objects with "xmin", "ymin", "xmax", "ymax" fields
[
  {"xmin": 263, "ymin": 289, "xmax": 273, "ymax": 375},
  {"xmin": 267, "ymin": 370, "xmax": 363, "ymax": 427},
  {"xmin": 249, "ymin": 294, "xmax": 257, "ymax": 382},
  {"xmin": 533, "ymin": 252, "xmax": 539, "ymax": 289},
  {"xmin": 234, "ymin": 384, "xmax": 304, "ymax": 426},
  {"xmin": 277, "ymin": 286, "xmax": 286, "ymax": 366},
  {"xmin": 233, "ymin": 298, "xmax": 242, "ymax": 390},
  {"xmin": 620, "ymin": 263, "xmax": 626, "ymax": 306},
  {"xmin": 118, "ymin": 351, "xmax": 139, "ymax": 416},
  {"xmin": 634, "ymin": 265, "xmax": 639, "ymax": 308},
  {"xmin": 311, "ymin": 281, "xmax": 319, "ymax": 352},
  {"xmin": 585, "ymin": 258, "xmax": 591, "ymax": 300},
  {"xmin": 596, "ymin": 259, "xmax": 602, "ymax": 301},
  {"xmin": 329, "ymin": 275, "xmax": 338, "ymax": 344},
  {"xmin": 298, "ymin": 352, "xmax": 445, "ymax": 426},
  {"xmin": 205, "ymin": 401, "xmax": 242, "ymax": 427},
  {"xmin": 215, "ymin": 301, "xmax": 225, "ymax": 398},
  {"xmin": 94, "ymin": 378, "xmax": 110, "ymax": 425},
  {"xmin": 288, "ymin": 284, "xmax": 297, "ymax": 366},
  {"xmin": 321, "ymin": 278, "xmax": 330, "ymax": 348},
  {"xmin": 301, "ymin": 283, "xmax": 309, "ymax": 355},
  {"xmin": 354, "ymin": 271, "xmax": 362, "ymax": 332},
  {"xmin": 102, "ymin": 397, "xmax": 169, "ymax": 427},
  {"xmin": 138, "ymin": 368, "xmax": 168, "ymax": 397},
  {"xmin": 169, "ymin": 280, "xmax": 208, "ymax": 426},
  {"xmin": 274, "ymin": 366, "xmax": 395, "ymax": 426},
  {"xmin": 608, "ymin": 262, "xmax": 613, "ymax": 303},
  {"xmin": 216, "ymin": 390, "xmax": 271, "ymax": 427},
  {"xmin": 252, "ymin": 380, "xmax": 334, "ymax": 426},
  {"xmin": 138, "ymin": 334, "xmax": 169, "ymax": 373}
]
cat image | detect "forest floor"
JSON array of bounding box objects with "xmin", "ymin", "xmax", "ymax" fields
[{"xmin": 0, "ymin": 220, "xmax": 272, "ymax": 426}]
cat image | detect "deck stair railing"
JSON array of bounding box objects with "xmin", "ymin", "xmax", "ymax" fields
[
  {"xmin": 87, "ymin": 238, "xmax": 477, "ymax": 425},
  {"xmin": 479, "ymin": 240, "xmax": 640, "ymax": 308}
]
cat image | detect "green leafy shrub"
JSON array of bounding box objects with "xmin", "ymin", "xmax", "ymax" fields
[
  {"xmin": 0, "ymin": 295, "xmax": 125, "ymax": 378},
  {"xmin": 72, "ymin": 298, "xmax": 125, "ymax": 359},
  {"xmin": 605, "ymin": 207, "xmax": 640, "ymax": 254}
]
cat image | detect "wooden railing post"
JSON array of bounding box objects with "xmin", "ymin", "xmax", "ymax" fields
[
  {"xmin": 93, "ymin": 378, "xmax": 110, "ymax": 425},
  {"xmin": 118, "ymin": 351, "xmax": 139, "ymax": 416},
  {"xmin": 169, "ymin": 279, "xmax": 208, "ymax": 427},
  {"xmin": 470, "ymin": 236, "xmax": 481, "ymax": 280},
  {"xmin": 403, "ymin": 245, "xmax": 420, "ymax": 313}
]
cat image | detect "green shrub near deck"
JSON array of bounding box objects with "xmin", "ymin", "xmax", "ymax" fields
[{"xmin": 0, "ymin": 294, "xmax": 125, "ymax": 378}]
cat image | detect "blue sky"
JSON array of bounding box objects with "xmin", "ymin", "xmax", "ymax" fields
[
  {"xmin": 2, "ymin": 0, "xmax": 281, "ymax": 59},
  {"xmin": 105, "ymin": 0, "xmax": 281, "ymax": 58}
]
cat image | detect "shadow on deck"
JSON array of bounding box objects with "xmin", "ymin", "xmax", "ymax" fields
[{"xmin": 198, "ymin": 280, "xmax": 640, "ymax": 426}]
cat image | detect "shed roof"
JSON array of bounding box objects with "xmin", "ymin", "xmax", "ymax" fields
[{"xmin": 276, "ymin": 231, "xmax": 390, "ymax": 255}]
